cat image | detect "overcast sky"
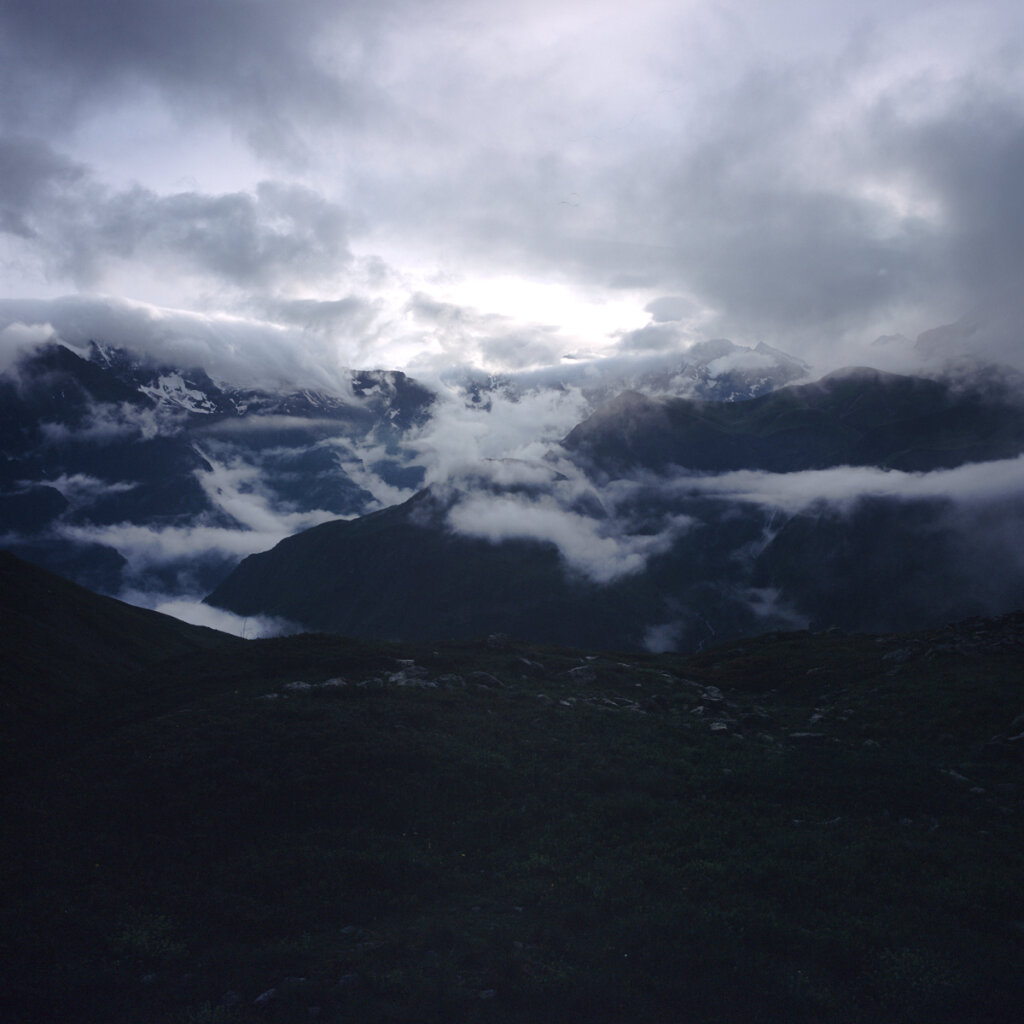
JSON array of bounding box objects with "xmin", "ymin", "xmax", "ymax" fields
[{"xmin": 3, "ymin": 0, "xmax": 1024, "ymax": 376}]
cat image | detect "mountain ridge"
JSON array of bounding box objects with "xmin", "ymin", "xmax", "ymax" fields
[{"xmin": 206, "ymin": 366, "xmax": 1024, "ymax": 649}]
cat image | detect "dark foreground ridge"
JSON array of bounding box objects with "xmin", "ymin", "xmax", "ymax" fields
[{"xmin": 3, "ymin": 552, "xmax": 1024, "ymax": 1023}]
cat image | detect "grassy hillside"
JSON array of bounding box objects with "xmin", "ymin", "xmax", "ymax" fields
[{"xmin": 2, "ymin": 554, "xmax": 1024, "ymax": 1023}]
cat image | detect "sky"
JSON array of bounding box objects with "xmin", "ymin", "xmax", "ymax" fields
[{"xmin": 3, "ymin": 0, "xmax": 1024, "ymax": 379}]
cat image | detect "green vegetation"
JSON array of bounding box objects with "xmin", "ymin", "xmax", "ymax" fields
[{"xmin": 2, "ymin": 555, "xmax": 1024, "ymax": 1022}]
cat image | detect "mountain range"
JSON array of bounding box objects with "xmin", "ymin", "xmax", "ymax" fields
[
  {"xmin": 207, "ymin": 365, "xmax": 1024, "ymax": 650},
  {"xmin": 3, "ymin": 334, "xmax": 1024, "ymax": 650}
]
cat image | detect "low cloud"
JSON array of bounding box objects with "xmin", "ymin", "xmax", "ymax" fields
[
  {"xmin": 122, "ymin": 591, "xmax": 302, "ymax": 639},
  {"xmin": 39, "ymin": 401, "xmax": 171, "ymax": 444},
  {"xmin": 41, "ymin": 473, "xmax": 138, "ymax": 507},
  {"xmin": 410, "ymin": 382, "xmax": 591, "ymax": 486},
  {"xmin": 0, "ymin": 320, "xmax": 55, "ymax": 373},
  {"xmin": 0, "ymin": 295, "xmax": 356, "ymax": 392},
  {"xmin": 447, "ymin": 490, "xmax": 691, "ymax": 584},
  {"xmin": 675, "ymin": 456, "xmax": 1024, "ymax": 514},
  {"xmin": 193, "ymin": 444, "xmax": 348, "ymax": 532},
  {"xmin": 57, "ymin": 520, "xmax": 291, "ymax": 567}
]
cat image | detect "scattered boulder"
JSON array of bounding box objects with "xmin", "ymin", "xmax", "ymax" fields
[
  {"xmin": 567, "ymin": 664, "xmax": 597, "ymax": 684},
  {"xmin": 254, "ymin": 987, "xmax": 278, "ymax": 1007},
  {"xmin": 467, "ymin": 670, "xmax": 504, "ymax": 689},
  {"xmin": 882, "ymin": 647, "xmax": 915, "ymax": 666},
  {"xmin": 512, "ymin": 656, "xmax": 546, "ymax": 678}
]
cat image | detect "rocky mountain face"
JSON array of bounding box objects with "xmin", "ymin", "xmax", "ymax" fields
[
  {"xmin": 0, "ymin": 341, "xmax": 435, "ymax": 594},
  {"xmin": 0, "ymin": 336, "xmax": 814, "ymax": 604}
]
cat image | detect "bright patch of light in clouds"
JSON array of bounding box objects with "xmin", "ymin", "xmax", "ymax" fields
[{"xmin": 440, "ymin": 275, "xmax": 651, "ymax": 360}]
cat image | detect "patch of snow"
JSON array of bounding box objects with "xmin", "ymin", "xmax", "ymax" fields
[{"xmin": 140, "ymin": 373, "xmax": 218, "ymax": 414}]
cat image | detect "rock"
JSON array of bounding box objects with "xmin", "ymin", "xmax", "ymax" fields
[
  {"xmin": 390, "ymin": 664, "xmax": 432, "ymax": 685},
  {"xmin": 254, "ymin": 987, "xmax": 278, "ymax": 1007},
  {"xmin": 479, "ymin": 989, "xmax": 497, "ymax": 999},
  {"xmin": 882, "ymin": 647, "xmax": 914, "ymax": 665},
  {"xmin": 468, "ymin": 671, "xmax": 504, "ymax": 688},
  {"xmin": 567, "ymin": 664, "xmax": 597, "ymax": 684},
  {"xmin": 512, "ymin": 656, "xmax": 545, "ymax": 678}
]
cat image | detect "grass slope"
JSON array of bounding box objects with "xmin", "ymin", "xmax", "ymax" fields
[{"xmin": 2, "ymin": 554, "xmax": 1023, "ymax": 1023}]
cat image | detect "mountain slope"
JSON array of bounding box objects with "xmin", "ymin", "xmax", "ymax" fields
[
  {"xmin": 204, "ymin": 489, "xmax": 667, "ymax": 649},
  {"xmin": 0, "ymin": 550, "xmax": 246, "ymax": 762},
  {"xmin": 563, "ymin": 367, "xmax": 1024, "ymax": 473},
  {"xmin": 0, "ymin": 341, "xmax": 437, "ymax": 596},
  {"xmin": 4, "ymin": 558, "xmax": 1024, "ymax": 1023}
]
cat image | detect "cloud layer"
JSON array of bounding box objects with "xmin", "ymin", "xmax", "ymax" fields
[{"xmin": 2, "ymin": 1, "xmax": 1024, "ymax": 371}]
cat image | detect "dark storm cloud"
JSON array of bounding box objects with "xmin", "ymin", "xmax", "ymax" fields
[
  {"xmin": 0, "ymin": 0, "xmax": 396, "ymax": 160},
  {"xmin": 867, "ymin": 84, "xmax": 1024, "ymax": 293},
  {"xmin": 534, "ymin": 64, "xmax": 940, "ymax": 342},
  {"xmin": 0, "ymin": 136, "xmax": 86, "ymax": 237},
  {"xmin": 261, "ymin": 296, "xmax": 380, "ymax": 334},
  {"xmin": 0, "ymin": 138, "xmax": 351, "ymax": 289},
  {"xmin": 3, "ymin": 0, "xmax": 1024, "ymax": 369}
]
